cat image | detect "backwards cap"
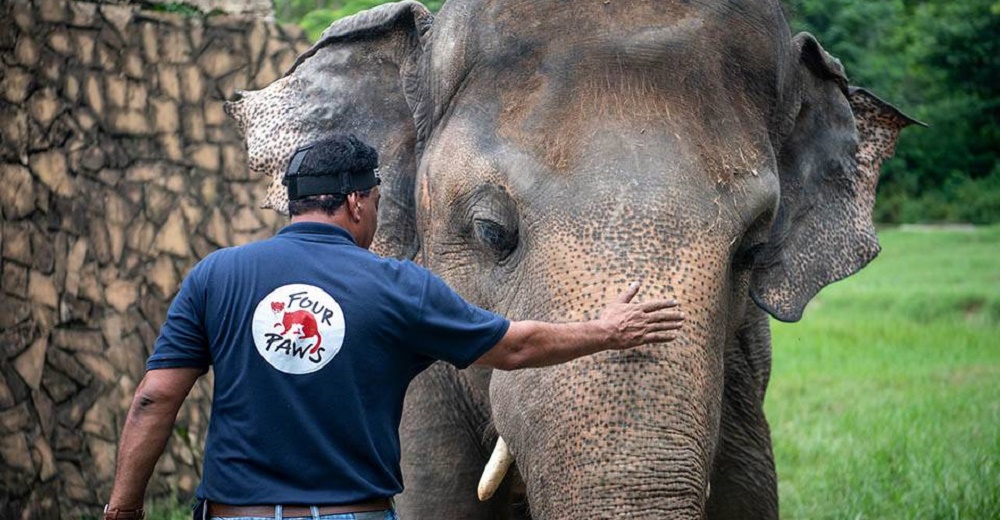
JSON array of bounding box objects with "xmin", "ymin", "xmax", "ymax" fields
[{"xmin": 282, "ymin": 135, "xmax": 380, "ymax": 200}]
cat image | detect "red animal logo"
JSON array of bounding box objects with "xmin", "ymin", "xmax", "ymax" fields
[{"xmin": 275, "ymin": 310, "xmax": 323, "ymax": 354}]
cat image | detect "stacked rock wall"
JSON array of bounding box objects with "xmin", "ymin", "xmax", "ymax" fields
[{"xmin": 0, "ymin": 1, "xmax": 309, "ymax": 517}]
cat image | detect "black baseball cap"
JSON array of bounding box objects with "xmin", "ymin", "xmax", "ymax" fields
[{"xmin": 282, "ymin": 135, "xmax": 380, "ymax": 200}]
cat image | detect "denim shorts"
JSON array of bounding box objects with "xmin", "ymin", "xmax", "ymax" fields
[{"xmin": 208, "ymin": 505, "xmax": 399, "ymax": 520}]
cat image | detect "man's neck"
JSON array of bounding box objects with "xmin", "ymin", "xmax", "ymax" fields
[
  {"xmin": 290, "ymin": 212, "xmax": 346, "ymax": 227},
  {"xmin": 290, "ymin": 212, "xmax": 358, "ymax": 240}
]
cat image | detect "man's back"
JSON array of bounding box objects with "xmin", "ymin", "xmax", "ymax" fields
[{"xmin": 148, "ymin": 222, "xmax": 508, "ymax": 505}]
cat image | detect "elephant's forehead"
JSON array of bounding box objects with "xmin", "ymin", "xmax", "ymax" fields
[
  {"xmin": 427, "ymin": 97, "xmax": 775, "ymax": 213},
  {"xmin": 442, "ymin": 0, "xmax": 780, "ymax": 36},
  {"xmin": 433, "ymin": 0, "xmax": 784, "ymax": 72},
  {"xmin": 429, "ymin": 1, "xmax": 785, "ymax": 185}
]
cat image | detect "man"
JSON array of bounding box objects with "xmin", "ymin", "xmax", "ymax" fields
[{"xmin": 104, "ymin": 135, "xmax": 684, "ymax": 520}]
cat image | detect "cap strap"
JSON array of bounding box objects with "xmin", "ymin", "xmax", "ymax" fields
[{"xmin": 285, "ymin": 169, "xmax": 380, "ymax": 200}]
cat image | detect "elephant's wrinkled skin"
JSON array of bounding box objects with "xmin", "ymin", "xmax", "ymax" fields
[{"xmin": 225, "ymin": 1, "xmax": 920, "ymax": 518}]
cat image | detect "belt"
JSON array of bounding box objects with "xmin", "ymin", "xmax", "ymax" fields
[{"xmin": 207, "ymin": 499, "xmax": 392, "ymax": 518}]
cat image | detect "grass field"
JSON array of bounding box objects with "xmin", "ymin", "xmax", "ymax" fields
[
  {"xmin": 148, "ymin": 226, "xmax": 999, "ymax": 520},
  {"xmin": 766, "ymin": 225, "xmax": 1000, "ymax": 519}
]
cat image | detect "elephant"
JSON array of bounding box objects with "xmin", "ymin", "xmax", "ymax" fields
[{"xmin": 223, "ymin": 0, "xmax": 921, "ymax": 518}]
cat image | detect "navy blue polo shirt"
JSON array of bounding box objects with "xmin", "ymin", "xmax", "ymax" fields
[{"xmin": 147, "ymin": 222, "xmax": 509, "ymax": 505}]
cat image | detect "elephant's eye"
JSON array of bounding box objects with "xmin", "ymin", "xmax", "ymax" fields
[
  {"xmin": 464, "ymin": 183, "xmax": 520, "ymax": 262},
  {"xmin": 733, "ymin": 242, "xmax": 766, "ymax": 270},
  {"xmin": 474, "ymin": 218, "xmax": 518, "ymax": 258},
  {"xmin": 733, "ymin": 207, "xmax": 776, "ymax": 271}
]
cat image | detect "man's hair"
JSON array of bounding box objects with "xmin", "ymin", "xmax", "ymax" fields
[
  {"xmin": 288, "ymin": 193, "xmax": 349, "ymax": 217},
  {"xmin": 286, "ymin": 135, "xmax": 378, "ymax": 217}
]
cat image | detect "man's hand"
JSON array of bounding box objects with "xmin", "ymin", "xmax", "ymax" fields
[{"xmin": 599, "ymin": 281, "xmax": 685, "ymax": 350}]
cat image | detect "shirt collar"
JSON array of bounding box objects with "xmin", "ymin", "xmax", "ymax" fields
[{"xmin": 277, "ymin": 222, "xmax": 358, "ymax": 245}]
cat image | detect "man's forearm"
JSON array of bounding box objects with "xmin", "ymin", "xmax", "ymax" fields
[
  {"xmin": 475, "ymin": 284, "xmax": 683, "ymax": 370},
  {"xmin": 109, "ymin": 401, "xmax": 181, "ymax": 508},
  {"xmin": 108, "ymin": 368, "xmax": 201, "ymax": 510},
  {"xmin": 479, "ymin": 320, "xmax": 614, "ymax": 370}
]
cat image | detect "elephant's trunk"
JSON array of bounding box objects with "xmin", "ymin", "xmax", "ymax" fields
[
  {"xmin": 492, "ymin": 347, "xmax": 721, "ymax": 517},
  {"xmin": 489, "ymin": 255, "xmax": 733, "ymax": 518}
]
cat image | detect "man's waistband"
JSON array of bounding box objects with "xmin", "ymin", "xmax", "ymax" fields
[{"xmin": 206, "ymin": 498, "xmax": 392, "ymax": 518}]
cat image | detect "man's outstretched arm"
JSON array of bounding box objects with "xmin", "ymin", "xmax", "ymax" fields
[
  {"xmin": 106, "ymin": 367, "xmax": 203, "ymax": 515},
  {"xmin": 476, "ymin": 282, "xmax": 685, "ymax": 370}
]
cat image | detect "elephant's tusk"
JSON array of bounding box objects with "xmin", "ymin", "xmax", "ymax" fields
[{"xmin": 477, "ymin": 437, "xmax": 513, "ymax": 501}]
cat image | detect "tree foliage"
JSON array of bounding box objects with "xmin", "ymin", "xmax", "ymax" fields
[
  {"xmin": 274, "ymin": 0, "xmax": 444, "ymax": 40},
  {"xmin": 274, "ymin": 0, "xmax": 1000, "ymax": 223}
]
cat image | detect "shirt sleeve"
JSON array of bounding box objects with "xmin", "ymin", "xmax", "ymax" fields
[
  {"xmin": 146, "ymin": 262, "xmax": 212, "ymax": 371},
  {"xmin": 406, "ymin": 265, "xmax": 510, "ymax": 369}
]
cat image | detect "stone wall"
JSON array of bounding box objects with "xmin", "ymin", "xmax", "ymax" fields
[{"xmin": 0, "ymin": 1, "xmax": 309, "ymax": 517}]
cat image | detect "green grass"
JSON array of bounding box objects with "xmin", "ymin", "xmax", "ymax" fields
[
  {"xmin": 766, "ymin": 225, "xmax": 1000, "ymax": 519},
  {"xmin": 143, "ymin": 493, "xmax": 194, "ymax": 520}
]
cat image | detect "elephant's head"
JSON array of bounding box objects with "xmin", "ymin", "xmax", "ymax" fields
[{"xmin": 227, "ymin": 1, "xmax": 919, "ymax": 517}]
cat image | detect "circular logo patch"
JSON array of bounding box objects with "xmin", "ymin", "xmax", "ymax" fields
[{"xmin": 251, "ymin": 284, "xmax": 345, "ymax": 374}]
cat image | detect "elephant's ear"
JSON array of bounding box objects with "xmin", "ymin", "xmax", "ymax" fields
[
  {"xmin": 749, "ymin": 33, "xmax": 923, "ymax": 322},
  {"xmin": 224, "ymin": 1, "xmax": 432, "ymax": 259}
]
